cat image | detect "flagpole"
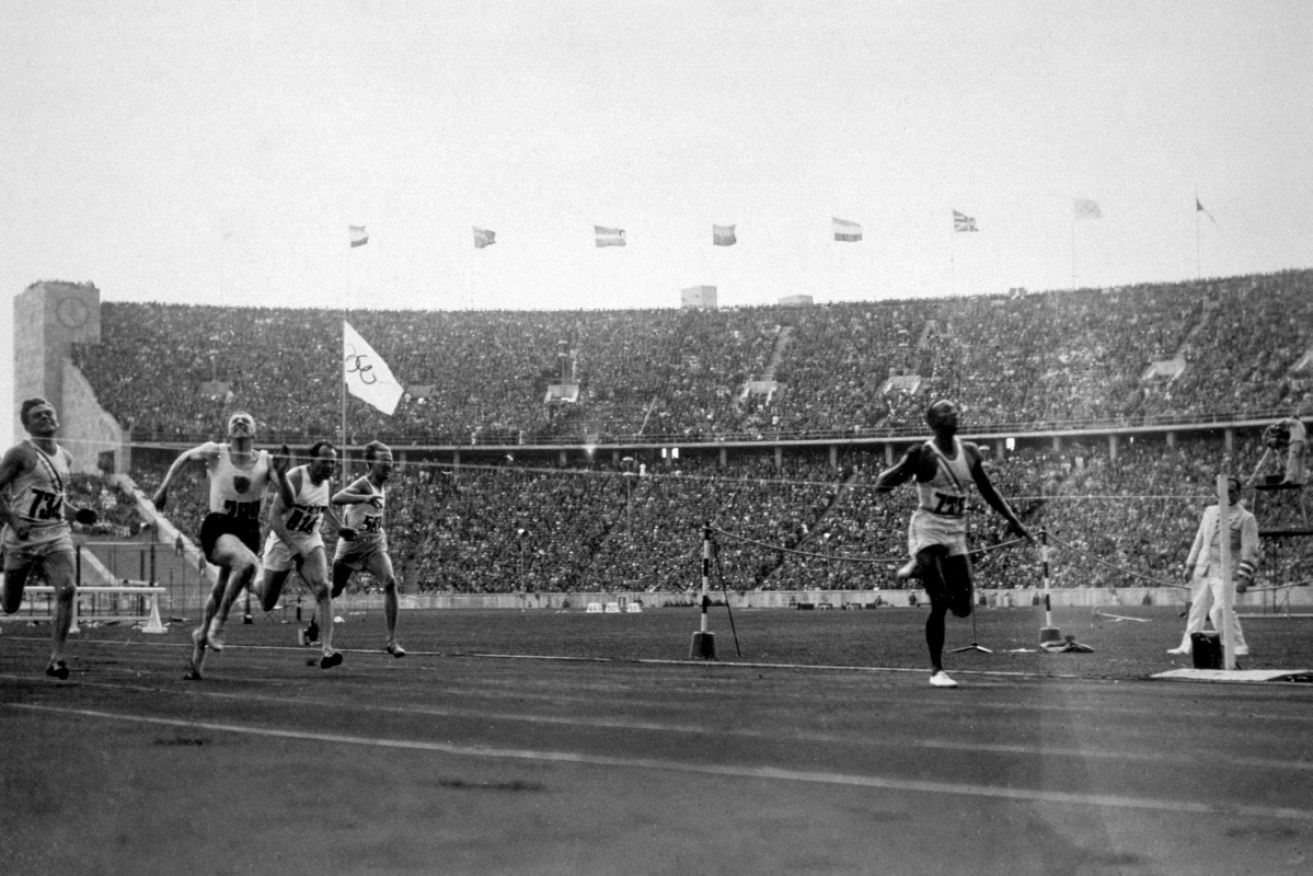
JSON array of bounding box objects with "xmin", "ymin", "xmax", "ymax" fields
[
  {"xmin": 1070, "ymin": 217, "xmax": 1077, "ymax": 290},
  {"xmin": 1195, "ymin": 189, "xmax": 1202, "ymax": 279},
  {"xmin": 343, "ymin": 238, "xmax": 351, "ymax": 453},
  {"xmin": 949, "ymin": 231, "xmax": 956, "ymax": 296}
]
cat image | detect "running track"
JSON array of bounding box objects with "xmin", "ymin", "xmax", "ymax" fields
[{"xmin": 2, "ymin": 620, "xmax": 1311, "ymax": 875}]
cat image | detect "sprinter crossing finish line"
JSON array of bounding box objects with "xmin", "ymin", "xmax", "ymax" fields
[{"xmin": 875, "ymin": 400, "xmax": 1035, "ymax": 688}]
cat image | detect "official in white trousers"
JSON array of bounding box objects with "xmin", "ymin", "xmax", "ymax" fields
[{"xmin": 1169, "ymin": 476, "xmax": 1259, "ymax": 658}]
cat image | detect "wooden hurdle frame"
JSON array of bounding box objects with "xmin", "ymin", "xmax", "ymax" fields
[{"xmin": 0, "ymin": 583, "xmax": 168, "ymax": 634}]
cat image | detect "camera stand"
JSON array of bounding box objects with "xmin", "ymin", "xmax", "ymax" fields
[
  {"xmin": 1248, "ymin": 447, "xmax": 1281, "ymax": 486},
  {"xmin": 950, "ymin": 609, "xmax": 992, "ymax": 654}
]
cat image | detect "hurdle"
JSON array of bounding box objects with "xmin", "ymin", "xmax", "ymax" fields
[{"xmin": 0, "ymin": 583, "xmax": 169, "ymax": 634}]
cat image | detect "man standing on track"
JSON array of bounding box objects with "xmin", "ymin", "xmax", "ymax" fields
[
  {"xmin": 301, "ymin": 439, "xmax": 405, "ymax": 658},
  {"xmin": 876, "ymin": 399, "xmax": 1034, "ymax": 688},
  {"xmin": 152, "ymin": 411, "xmax": 289, "ymax": 679},
  {"xmin": 0, "ymin": 399, "xmax": 98, "ymax": 680},
  {"xmin": 252, "ymin": 440, "xmax": 344, "ymax": 669},
  {"xmin": 1168, "ymin": 475, "xmax": 1258, "ymax": 659}
]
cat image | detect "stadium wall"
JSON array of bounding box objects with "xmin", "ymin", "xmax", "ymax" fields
[
  {"xmin": 61, "ymin": 358, "xmax": 129, "ymax": 474},
  {"xmin": 376, "ymin": 587, "xmax": 1313, "ymax": 611}
]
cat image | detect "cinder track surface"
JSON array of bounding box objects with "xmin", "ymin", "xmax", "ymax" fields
[{"xmin": 3, "ymin": 607, "xmax": 1311, "ymax": 875}]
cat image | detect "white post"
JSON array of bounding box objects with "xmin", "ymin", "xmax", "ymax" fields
[{"xmin": 1217, "ymin": 474, "xmax": 1236, "ymax": 670}]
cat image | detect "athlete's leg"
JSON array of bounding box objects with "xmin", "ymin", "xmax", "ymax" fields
[
  {"xmin": 940, "ymin": 554, "xmax": 974, "ymax": 618},
  {"xmin": 206, "ymin": 535, "xmax": 259, "ymax": 650},
  {"xmin": 1, "ymin": 562, "xmax": 35, "ymax": 615},
  {"xmin": 367, "ymin": 551, "xmax": 403, "ymax": 655},
  {"xmin": 259, "ymin": 569, "xmax": 292, "ymax": 614},
  {"xmin": 42, "ymin": 549, "xmax": 77, "ymax": 675},
  {"xmin": 305, "ymin": 560, "xmax": 354, "ymax": 645},
  {"xmin": 330, "ymin": 561, "xmax": 353, "ymax": 600},
  {"xmin": 212, "ymin": 536, "xmax": 259, "ymax": 620},
  {"xmin": 187, "ymin": 568, "xmax": 226, "ymax": 678},
  {"xmin": 300, "ymin": 547, "xmax": 338, "ymax": 666},
  {"xmin": 918, "ymin": 546, "xmax": 951, "ymax": 672}
]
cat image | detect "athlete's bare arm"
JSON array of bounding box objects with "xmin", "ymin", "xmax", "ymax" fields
[
  {"xmin": 874, "ymin": 445, "xmax": 935, "ymax": 492},
  {"xmin": 965, "ymin": 443, "xmax": 1034, "ymax": 541},
  {"xmin": 0, "ymin": 444, "xmax": 35, "ymax": 534},
  {"xmin": 151, "ymin": 442, "xmax": 220, "ymax": 511}
]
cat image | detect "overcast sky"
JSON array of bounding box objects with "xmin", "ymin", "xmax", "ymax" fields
[{"xmin": 4, "ymin": 1, "xmax": 1312, "ymax": 445}]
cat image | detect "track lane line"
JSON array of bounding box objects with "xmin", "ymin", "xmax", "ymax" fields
[{"xmin": 8, "ymin": 701, "xmax": 1313, "ymax": 823}]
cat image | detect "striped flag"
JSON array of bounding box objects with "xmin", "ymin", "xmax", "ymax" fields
[
  {"xmin": 832, "ymin": 218, "xmax": 862, "ymax": 242},
  {"xmin": 343, "ymin": 321, "xmax": 403, "ymax": 415},
  {"xmin": 713, "ymin": 224, "xmax": 737, "ymax": 246},
  {"xmin": 953, "ymin": 210, "xmax": 978, "ymax": 232},
  {"xmin": 349, "ymin": 225, "xmax": 369, "ymax": 247},
  {"xmin": 1073, "ymin": 199, "xmax": 1101, "ymax": 221},
  {"xmin": 473, "ymin": 227, "xmax": 496, "ymax": 249},
  {"xmin": 595, "ymin": 226, "xmax": 626, "ymax": 247}
]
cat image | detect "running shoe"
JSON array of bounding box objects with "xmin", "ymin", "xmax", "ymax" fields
[
  {"xmin": 298, "ymin": 625, "xmax": 320, "ymax": 648},
  {"xmin": 319, "ymin": 650, "xmax": 344, "ymax": 669},
  {"xmin": 206, "ymin": 617, "xmax": 225, "ymax": 652},
  {"xmin": 45, "ymin": 660, "xmax": 69, "ymax": 680},
  {"xmin": 385, "ymin": 642, "xmax": 406, "ymax": 658},
  {"xmin": 929, "ymin": 670, "xmax": 958, "ymax": 688}
]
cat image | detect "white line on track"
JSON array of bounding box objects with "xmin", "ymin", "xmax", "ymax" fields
[
  {"xmin": 8, "ymin": 701, "xmax": 1313, "ymax": 823},
  {"xmin": 21, "ymin": 672, "xmax": 1311, "ymax": 775}
]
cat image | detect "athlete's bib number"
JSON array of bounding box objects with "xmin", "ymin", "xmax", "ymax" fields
[
  {"xmin": 222, "ymin": 499, "xmax": 261, "ymax": 519},
  {"xmin": 285, "ymin": 505, "xmax": 324, "ymax": 535},
  {"xmin": 25, "ymin": 488, "xmax": 64, "ymax": 521},
  {"xmin": 932, "ymin": 492, "xmax": 965, "ymax": 517},
  {"xmin": 360, "ymin": 515, "xmax": 382, "ymax": 534}
]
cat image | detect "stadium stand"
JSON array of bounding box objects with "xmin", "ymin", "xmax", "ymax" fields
[{"xmin": 60, "ymin": 268, "xmax": 1313, "ymax": 593}]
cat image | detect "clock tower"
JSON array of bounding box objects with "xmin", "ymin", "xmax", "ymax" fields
[{"xmin": 12, "ymin": 281, "xmax": 124, "ymax": 472}]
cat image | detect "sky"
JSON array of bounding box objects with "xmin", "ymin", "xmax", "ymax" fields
[{"xmin": 3, "ymin": 0, "xmax": 1313, "ymax": 446}]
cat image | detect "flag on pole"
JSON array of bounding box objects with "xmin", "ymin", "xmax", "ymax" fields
[
  {"xmin": 1196, "ymin": 197, "xmax": 1217, "ymax": 225},
  {"xmin": 595, "ymin": 226, "xmax": 626, "ymax": 247},
  {"xmin": 832, "ymin": 218, "xmax": 862, "ymax": 242},
  {"xmin": 473, "ymin": 227, "xmax": 496, "ymax": 249},
  {"xmin": 713, "ymin": 224, "xmax": 737, "ymax": 246},
  {"xmin": 1073, "ymin": 199, "xmax": 1101, "ymax": 221},
  {"xmin": 349, "ymin": 225, "xmax": 369, "ymax": 247},
  {"xmin": 952, "ymin": 210, "xmax": 978, "ymax": 232},
  {"xmin": 343, "ymin": 321, "xmax": 403, "ymax": 415}
]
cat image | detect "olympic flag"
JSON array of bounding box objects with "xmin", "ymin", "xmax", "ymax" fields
[{"xmin": 343, "ymin": 321, "xmax": 403, "ymax": 415}]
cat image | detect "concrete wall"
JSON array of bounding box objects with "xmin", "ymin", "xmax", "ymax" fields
[
  {"xmin": 62, "ymin": 359, "xmax": 128, "ymax": 473},
  {"xmin": 368, "ymin": 586, "xmax": 1313, "ymax": 612}
]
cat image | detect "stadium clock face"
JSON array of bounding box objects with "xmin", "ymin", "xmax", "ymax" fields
[{"xmin": 57, "ymin": 295, "xmax": 89, "ymax": 328}]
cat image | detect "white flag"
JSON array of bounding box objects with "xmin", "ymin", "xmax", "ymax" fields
[
  {"xmin": 343, "ymin": 321, "xmax": 403, "ymax": 415},
  {"xmin": 1073, "ymin": 198, "xmax": 1101, "ymax": 221},
  {"xmin": 832, "ymin": 217, "xmax": 862, "ymax": 242},
  {"xmin": 594, "ymin": 225, "xmax": 626, "ymax": 247}
]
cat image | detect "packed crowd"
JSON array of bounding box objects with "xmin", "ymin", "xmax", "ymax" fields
[
  {"xmin": 115, "ymin": 431, "xmax": 1313, "ymax": 594},
  {"xmin": 60, "ymin": 265, "xmax": 1313, "ymax": 593},
  {"xmin": 71, "ymin": 269, "xmax": 1313, "ymax": 446}
]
